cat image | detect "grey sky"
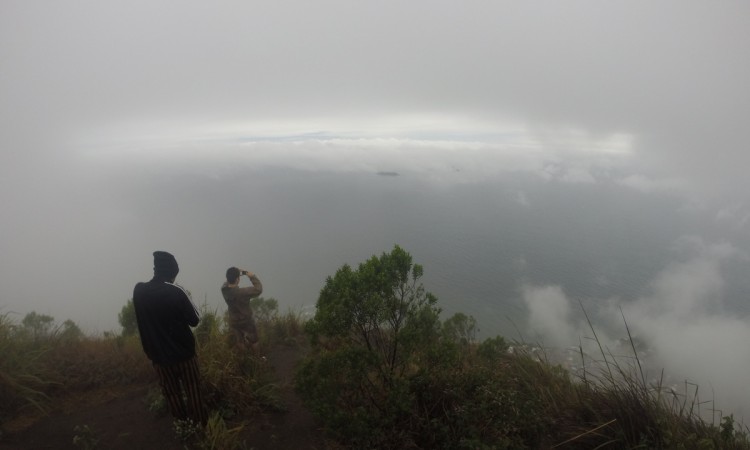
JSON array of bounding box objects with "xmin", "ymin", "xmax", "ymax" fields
[
  {"xmin": 2, "ymin": 1, "xmax": 748, "ymax": 186},
  {"xmin": 2, "ymin": 1, "xmax": 750, "ymax": 414}
]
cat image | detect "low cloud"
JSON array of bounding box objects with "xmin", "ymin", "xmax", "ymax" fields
[
  {"xmin": 716, "ymin": 203, "xmax": 750, "ymax": 230},
  {"xmin": 523, "ymin": 237, "xmax": 750, "ymax": 418},
  {"xmin": 82, "ymin": 121, "xmax": 642, "ymax": 189},
  {"xmin": 522, "ymin": 285, "xmax": 576, "ymax": 347},
  {"xmin": 617, "ymin": 174, "xmax": 684, "ymax": 194}
]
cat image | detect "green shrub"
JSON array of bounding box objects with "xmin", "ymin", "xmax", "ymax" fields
[
  {"xmin": 118, "ymin": 299, "xmax": 137, "ymax": 337},
  {"xmin": 0, "ymin": 312, "xmax": 51, "ymax": 419},
  {"xmin": 194, "ymin": 307, "xmax": 220, "ymax": 346},
  {"xmin": 249, "ymin": 297, "xmax": 279, "ymax": 324},
  {"xmin": 441, "ymin": 312, "xmax": 478, "ymax": 347},
  {"xmin": 196, "ymin": 306, "xmax": 281, "ymax": 416},
  {"xmin": 295, "ymin": 245, "xmax": 541, "ymax": 448},
  {"xmin": 297, "ymin": 245, "xmax": 441, "ymax": 447},
  {"xmin": 21, "ymin": 312, "xmax": 54, "ymax": 341}
]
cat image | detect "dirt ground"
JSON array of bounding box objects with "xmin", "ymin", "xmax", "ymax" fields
[{"xmin": 0, "ymin": 344, "xmax": 329, "ymax": 449}]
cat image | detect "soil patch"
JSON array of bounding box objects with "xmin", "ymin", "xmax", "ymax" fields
[{"xmin": 1, "ymin": 343, "xmax": 329, "ymax": 449}]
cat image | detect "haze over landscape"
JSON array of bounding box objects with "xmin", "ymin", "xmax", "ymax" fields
[{"xmin": 2, "ymin": 1, "xmax": 750, "ymax": 418}]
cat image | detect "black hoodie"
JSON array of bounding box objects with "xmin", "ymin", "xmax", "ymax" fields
[{"xmin": 133, "ymin": 276, "xmax": 200, "ymax": 364}]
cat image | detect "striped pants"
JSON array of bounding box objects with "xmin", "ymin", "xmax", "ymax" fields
[{"xmin": 153, "ymin": 356, "xmax": 207, "ymax": 425}]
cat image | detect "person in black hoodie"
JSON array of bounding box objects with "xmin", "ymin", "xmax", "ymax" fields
[{"xmin": 133, "ymin": 251, "xmax": 207, "ymax": 425}]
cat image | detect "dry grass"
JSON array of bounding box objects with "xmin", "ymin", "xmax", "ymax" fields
[
  {"xmin": 4, "ymin": 304, "xmax": 750, "ymax": 449},
  {"xmin": 0, "ymin": 313, "xmax": 152, "ymax": 422}
]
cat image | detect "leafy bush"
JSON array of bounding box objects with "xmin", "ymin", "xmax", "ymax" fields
[
  {"xmin": 0, "ymin": 311, "xmax": 153, "ymax": 422},
  {"xmin": 441, "ymin": 312, "xmax": 478, "ymax": 347},
  {"xmin": 195, "ymin": 303, "xmax": 281, "ymax": 417},
  {"xmin": 118, "ymin": 299, "xmax": 137, "ymax": 337},
  {"xmin": 297, "ymin": 245, "xmax": 441, "ymax": 447},
  {"xmin": 294, "ymin": 246, "xmax": 750, "ymax": 449},
  {"xmin": 21, "ymin": 312, "xmax": 54, "ymax": 340},
  {"xmin": 295, "ymin": 245, "xmax": 546, "ymax": 448},
  {"xmin": 249, "ymin": 297, "xmax": 279, "ymax": 323},
  {"xmin": 59, "ymin": 320, "xmax": 84, "ymax": 341},
  {"xmin": 0, "ymin": 312, "xmax": 51, "ymax": 419},
  {"xmin": 194, "ymin": 307, "xmax": 220, "ymax": 345}
]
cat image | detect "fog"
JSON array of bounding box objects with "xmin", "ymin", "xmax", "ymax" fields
[
  {"xmin": 2, "ymin": 1, "xmax": 750, "ymax": 418},
  {"xmin": 524, "ymin": 237, "xmax": 750, "ymax": 418}
]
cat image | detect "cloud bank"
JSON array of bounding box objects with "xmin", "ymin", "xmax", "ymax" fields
[{"xmin": 523, "ymin": 236, "xmax": 750, "ymax": 418}]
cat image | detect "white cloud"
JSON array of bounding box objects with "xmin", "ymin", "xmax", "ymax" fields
[
  {"xmin": 614, "ymin": 238, "xmax": 750, "ymax": 417},
  {"xmin": 80, "ymin": 117, "xmax": 639, "ymax": 188},
  {"xmin": 716, "ymin": 203, "xmax": 750, "ymax": 230},
  {"xmin": 514, "ymin": 191, "xmax": 530, "ymax": 208},
  {"xmin": 560, "ymin": 167, "xmax": 597, "ymax": 184},
  {"xmin": 520, "ymin": 237, "xmax": 750, "ymax": 418},
  {"xmin": 523, "ymin": 285, "xmax": 576, "ymax": 346},
  {"xmin": 2, "ymin": 1, "xmax": 748, "ymax": 198},
  {"xmin": 617, "ymin": 174, "xmax": 684, "ymax": 193}
]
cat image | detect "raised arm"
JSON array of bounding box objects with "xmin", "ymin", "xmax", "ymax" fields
[{"xmin": 239, "ymin": 271, "xmax": 263, "ymax": 297}]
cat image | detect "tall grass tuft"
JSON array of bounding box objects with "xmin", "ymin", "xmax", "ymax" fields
[
  {"xmin": 264, "ymin": 309, "xmax": 307, "ymax": 347},
  {"xmin": 196, "ymin": 305, "xmax": 282, "ymax": 416},
  {"xmin": 0, "ymin": 312, "xmax": 152, "ymax": 423},
  {"xmin": 296, "ymin": 299, "xmax": 750, "ymax": 449},
  {"xmin": 539, "ymin": 304, "xmax": 750, "ymax": 449},
  {"xmin": 0, "ymin": 312, "xmax": 51, "ymax": 419},
  {"xmin": 1, "ymin": 302, "xmax": 310, "ymax": 428},
  {"xmin": 199, "ymin": 412, "xmax": 245, "ymax": 450}
]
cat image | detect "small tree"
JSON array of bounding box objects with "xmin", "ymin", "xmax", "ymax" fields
[
  {"xmin": 59, "ymin": 319, "xmax": 84, "ymax": 341},
  {"xmin": 118, "ymin": 299, "xmax": 137, "ymax": 337},
  {"xmin": 296, "ymin": 245, "xmax": 442, "ymax": 446},
  {"xmin": 249, "ymin": 297, "xmax": 279, "ymax": 323},
  {"xmin": 296, "ymin": 246, "xmax": 548, "ymax": 448},
  {"xmin": 21, "ymin": 311, "xmax": 54, "ymax": 340},
  {"xmin": 194, "ymin": 304, "xmax": 220, "ymax": 345},
  {"xmin": 441, "ymin": 312, "xmax": 478, "ymax": 347}
]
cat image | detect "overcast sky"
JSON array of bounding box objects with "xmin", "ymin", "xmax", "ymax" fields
[
  {"xmin": 2, "ymin": 1, "xmax": 748, "ymax": 184},
  {"xmin": 2, "ymin": 2, "xmax": 750, "ymax": 410},
  {"xmin": 2, "ymin": 2, "xmax": 747, "ymax": 176}
]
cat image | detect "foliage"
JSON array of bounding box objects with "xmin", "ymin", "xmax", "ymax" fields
[
  {"xmin": 198, "ymin": 412, "xmax": 245, "ymax": 450},
  {"xmin": 297, "ymin": 245, "xmax": 467, "ymax": 447},
  {"xmin": 194, "ymin": 306, "xmax": 220, "ymax": 345},
  {"xmin": 249, "ymin": 297, "xmax": 279, "ymax": 323},
  {"xmin": 295, "ymin": 246, "xmax": 750, "ymax": 449},
  {"xmin": 72, "ymin": 424, "xmax": 100, "ymax": 450},
  {"xmin": 4, "ymin": 252, "xmax": 750, "ymax": 449},
  {"xmin": 0, "ymin": 312, "xmax": 51, "ymax": 419},
  {"xmin": 144, "ymin": 386, "xmax": 166, "ymax": 416},
  {"xmin": 265, "ymin": 309, "xmax": 306, "ymax": 347},
  {"xmin": 441, "ymin": 312, "xmax": 478, "ymax": 347},
  {"xmin": 295, "ymin": 245, "xmax": 558, "ymax": 447},
  {"xmin": 21, "ymin": 311, "xmax": 54, "ymax": 340},
  {"xmin": 0, "ymin": 303, "xmax": 312, "ymax": 447},
  {"xmin": 118, "ymin": 299, "xmax": 137, "ymax": 337},
  {"xmin": 0, "ymin": 311, "xmax": 151, "ymax": 422},
  {"xmin": 195, "ymin": 303, "xmax": 281, "ymax": 417},
  {"xmin": 172, "ymin": 413, "xmax": 246, "ymax": 450},
  {"xmin": 59, "ymin": 319, "xmax": 84, "ymax": 341},
  {"xmin": 476, "ymin": 335, "xmax": 509, "ymax": 361},
  {"xmin": 173, "ymin": 418, "xmax": 203, "ymax": 442}
]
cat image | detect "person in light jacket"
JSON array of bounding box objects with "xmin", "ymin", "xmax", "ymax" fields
[{"xmin": 221, "ymin": 266, "xmax": 263, "ymax": 357}]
